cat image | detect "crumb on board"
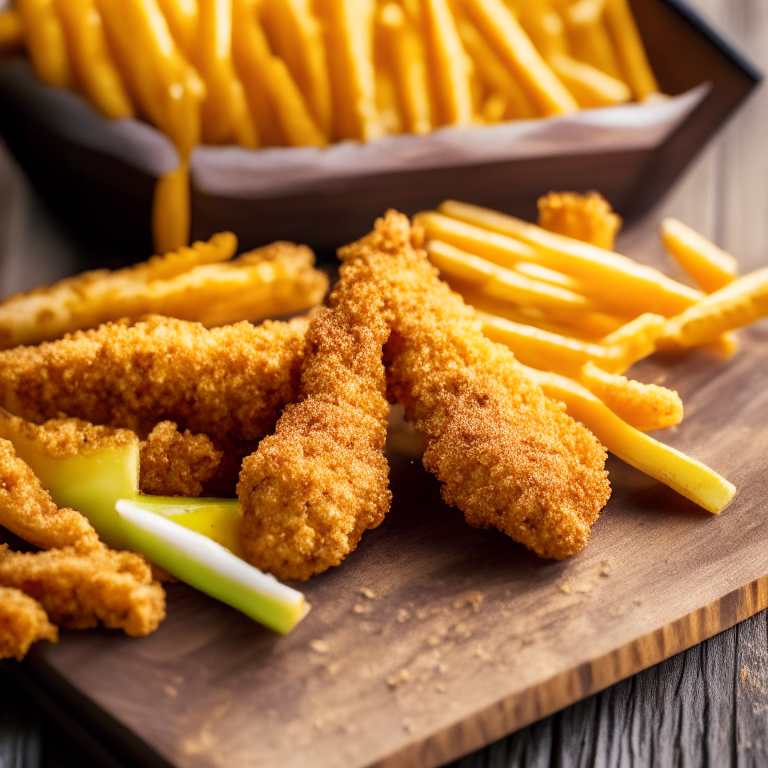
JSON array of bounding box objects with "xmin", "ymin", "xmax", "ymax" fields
[
  {"xmin": 310, "ymin": 639, "xmax": 330, "ymax": 653},
  {"xmin": 560, "ymin": 582, "xmax": 572, "ymax": 594},
  {"xmin": 415, "ymin": 608, "xmax": 429, "ymax": 620},
  {"xmin": 600, "ymin": 560, "xmax": 612, "ymax": 577},
  {"xmin": 475, "ymin": 645, "xmax": 492, "ymax": 662},
  {"xmin": 403, "ymin": 719, "xmax": 415, "ymax": 733},
  {"xmin": 164, "ymin": 685, "xmax": 178, "ymax": 697},
  {"xmin": 741, "ymin": 667, "xmax": 748, "ymax": 683},
  {"xmin": 453, "ymin": 591, "xmax": 484, "ymax": 612},
  {"xmin": 360, "ymin": 587, "xmax": 375, "ymax": 599},
  {"xmin": 387, "ymin": 669, "xmax": 411, "ymax": 688},
  {"xmin": 427, "ymin": 634, "xmax": 442, "ymax": 647},
  {"xmin": 353, "ymin": 603, "xmax": 372, "ymax": 614},
  {"xmin": 435, "ymin": 682, "xmax": 447, "ymax": 693},
  {"xmin": 397, "ymin": 608, "xmax": 410, "ymax": 623}
]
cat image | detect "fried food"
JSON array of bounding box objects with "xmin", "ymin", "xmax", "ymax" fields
[
  {"xmin": 140, "ymin": 421, "xmax": 223, "ymax": 497},
  {"xmin": 0, "ymin": 543, "xmax": 166, "ymax": 636},
  {"xmin": 0, "ymin": 437, "xmax": 100, "ymax": 552},
  {"xmin": 0, "ymin": 314, "xmax": 309, "ymax": 492},
  {"xmin": 0, "ymin": 587, "xmax": 58, "ymax": 661},
  {"xmin": 238, "ymin": 282, "xmax": 391, "ymax": 580},
  {"xmin": 342, "ymin": 211, "xmax": 610, "ymax": 560},
  {"xmin": 537, "ymin": 191, "xmax": 623, "ymax": 251}
]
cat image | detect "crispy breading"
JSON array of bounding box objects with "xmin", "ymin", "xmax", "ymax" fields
[
  {"xmin": 0, "ymin": 437, "xmax": 100, "ymax": 552},
  {"xmin": 238, "ymin": 279, "xmax": 391, "ymax": 580},
  {"xmin": 0, "ymin": 586, "xmax": 58, "ymax": 661},
  {"xmin": 0, "ymin": 544, "xmax": 166, "ymax": 636},
  {"xmin": 0, "ymin": 314, "xmax": 310, "ymax": 493},
  {"xmin": 340, "ymin": 211, "xmax": 610, "ymax": 560},
  {"xmin": 537, "ymin": 191, "xmax": 622, "ymax": 250},
  {"xmin": 140, "ymin": 421, "xmax": 224, "ymax": 496}
]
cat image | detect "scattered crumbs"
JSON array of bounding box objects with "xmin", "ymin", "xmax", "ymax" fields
[
  {"xmin": 652, "ymin": 372, "xmax": 668, "ymax": 385},
  {"xmin": 415, "ymin": 608, "xmax": 429, "ymax": 620},
  {"xmin": 310, "ymin": 639, "xmax": 330, "ymax": 653},
  {"xmin": 560, "ymin": 582, "xmax": 572, "ymax": 594},
  {"xmin": 360, "ymin": 587, "xmax": 376, "ymax": 599},
  {"xmin": 353, "ymin": 603, "xmax": 372, "ymax": 614},
  {"xmin": 741, "ymin": 667, "xmax": 748, "ymax": 683},
  {"xmin": 427, "ymin": 635, "xmax": 442, "ymax": 647},
  {"xmin": 388, "ymin": 669, "xmax": 411, "ymax": 688},
  {"xmin": 324, "ymin": 661, "xmax": 341, "ymax": 677},
  {"xmin": 437, "ymin": 662, "xmax": 448, "ymax": 674},
  {"xmin": 600, "ymin": 560, "xmax": 612, "ymax": 577},
  {"xmin": 164, "ymin": 686, "xmax": 178, "ymax": 698},
  {"xmin": 397, "ymin": 608, "xmax": 410, "ymax": 623},
  {"xmin": 454, "ymin": 591, "xmax": 484, "ymax": 612},
  {"xmin": 453, "ymin": 623, "xmax": 472, "ymax": 639},
  {"xmin": 475, "ymin": 645, "xmax": 492, "ymax": 662},
  {"xmin": 435, "ymin": 682, "xmax": 447, "ymax": 693},
  {"xmin": 403, "ymin": 719, "xmax": 415, "ymax": 733}
]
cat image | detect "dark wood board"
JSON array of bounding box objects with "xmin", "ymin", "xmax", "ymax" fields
[{"xmin": 20, "ymin": 319, "xmax": 768, "ymax": 768}]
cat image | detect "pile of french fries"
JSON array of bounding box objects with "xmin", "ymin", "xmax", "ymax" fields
[
  {"xmin": 0, "ymin": 0, "xmax": 659, "ymax": 251},
  {"xmin": 418, "ymin": 195, "xmax": 768, "ymax": 514}
]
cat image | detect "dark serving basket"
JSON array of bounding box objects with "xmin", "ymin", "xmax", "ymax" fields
[{"xmin": 0, "ymin": 0, "xmax": 761, "ymax": 262}]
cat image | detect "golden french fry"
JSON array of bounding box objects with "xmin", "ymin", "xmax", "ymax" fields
[
  {"xmin": 232, "ymin": 0, "xmax": 327, "ymax": 147},
  {"xmin": 0, "ymin": 10, "xmax": 24, "ymax": 53},
  {"xmin": 315, "ymin": 0, "xmax": 382, "ymax": 141},
  {"xmin": 548, "ymin": 51, "xmax": 631, "ymax": 108},
  {"xmin": 516, "ymin": 1, "xmax": 567, "ymax": 61},
  {"xmin": 512, "ymin": 261, "xmax": 588, "ymax": 294},
  {"xmin": 259, "ymin": 0, "xmax": 333, "ymax": 138},
  {"xmin": 54, "ymin": 0, "xmax": 134, "ymax": 120},
  {"xmin": 480, "ymin": 92, "xmax": 506, "ymax": 123},
  {"xmin": 421, "ymin": 0, "xmax": 474, "ymax": 126},
  {"xmin": 377, "ymin": 2, "xmax": 433, "ymax": 134},
  {"xmin": 522, "ymin": 365, "xmax": 735, "ymax": 514},
  {"xmin": 579, "ymin": 360, "xmax": 683, "ymax": 432},
  {"xmin": 600, "ymin": 312, "xmax": 665, "ymax": 345},
  {"xmin": 152, "ymin": 161, "xmax": 191, "ymax": 256},
  {"xmin": 16, "ymin": 0, "xmax": 72, "ymax": 87},
  {"xmin": 455, "ymin": 12, "xmax": 537, "ymax": 120},
  {"xmin": 462, "ymin": 0, "xmax": 578, "ymax": 116},
  {"xmin": 479, "ymin": 310, "xmax": 662, "ymax": 378},
  {"xmin": 702, "ymin": 332, "xmax": 740, "ymax": 358},
  {"xmin": 374, "ymin": 6, "xmax": 404, "ymax": 134},
  {"xmin": 437, "ymin": 200, "xmax": 704, "ymax": 317},
  {"xmin": 658, "ymin": 266, "xmax": 768, "ymax": 350},
  {"xmin": 156, "ymin": 0, "xmax": 198, "ymax": 56},
  {"xmin": 660, "ymin": 218, "xmax": 738, "ymax": 293},
  {"xmin": 563, "ymin": 0, "xmax": 624, "ymax": 81},
  {"xmin": 537, "ymin": 190, "xmax": 622, "ymax": 250},
  {"xmin": 603, "ymin": 0, "xmax": 659, "ymax": 100}
]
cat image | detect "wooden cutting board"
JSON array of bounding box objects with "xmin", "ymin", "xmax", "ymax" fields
[{"xmin": 22, "ymin": 321, "xmax": 768, "ymax": 768}]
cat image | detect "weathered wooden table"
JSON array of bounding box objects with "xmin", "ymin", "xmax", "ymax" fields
[{"xmin": 1, "ymin": 0, "xmax": 766, "ymax": 765}]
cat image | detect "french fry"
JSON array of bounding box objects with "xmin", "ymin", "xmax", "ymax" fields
[
  {"xmin": 196, "ymin": 0, "xmax": 258, "ymax": 147},
  {"xmin": 548, "ymin": 51, "xmax": 631, "ymax": 108},
  {"xmin": 232, "ymin": 0, "xmax": 327, "ymax": 147},
  {"xmin": 315, "ymin": 0, "xmax": 382, "ymax": 141},
  {"xmin": 461, "ymin": 0, "xmax": 578, "ymax": 116},
  {"xmin": 377, "ymin": 2, "xmax": 433, "ymax": 134},
  {"xmin": 259, "ymin": 0, "xmax": 333, "ymax": 138},
  {"xmin": 454, "ymin": 12, "xmax": 537, "ymax": 120},
  {"xmin": 437, "ymin": 201, "xmax": 704, "ymax": 316},
  {"xmin": 600, "ymin": 311, "xmax": 665, "ymax": 345},
  {"xmin": 16, "ymin": 0, "xmax": 72, "ymax": 87},
  {"xmin": 522, "ymin": 365, "xmax": 735, "ymax": 514},
  {"xmin": 658, "ymin": 267, "xmax": 768, "ymax": 350},
  {"xmin": 537, "ymin": 191, "xmax": 622, "ymax": 250},
  {"xmin": 374, "ymin": 6, "xmax": 404, "ymax": 134},
  {"xmin": 660, "ymin": 218, "xmax": 738, "ymax": 293},
  {"xmin": 152, "ymin": 161, "xmax": 191, "ymax": 255},
  {"xmin": 479, "ymin": 310, "xmax": 662, "ymax": 378},
  {"xmin": 579, "ymin": 360, "xmax": 683, "ymax": 431},
  {"xmin": 516, "ymin": 0, "xmax": 567, "ymax": 61},
  {"xmin": 702, "ymin": 332, "xmax": 740, "ymax": 359},
  {"xmin": 512, "ymin": 261, "xmax": 589, "ymax": 294},
  {"xmin": 54, "ymin": 0, "xmax": 134, "ymax": 120},
  {"xmin": 156, "ymin": 0, "xmax": 198, "ymax": 56},
  {"xmin": 421, "ymin": 0, "xmax": 474, "ymax": 126},
  {"xmin": 427, "ymin": 239, "xmax": 595, "ymax": 312},
  {"xmin": 0, "ymin": 10, "xmax": 24, "ymax": 53},
  {"xmin": 562, "ymin": 0, "xmax": 623, "ymax": 80},
  {"xmin": 603, "ymin": 0, "xmax": 658, "ymax": 100}
]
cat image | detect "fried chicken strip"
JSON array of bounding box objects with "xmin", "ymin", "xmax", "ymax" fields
[
  {"xmin": 238, "ymin": 279, "xmax": 391, "ymax": 581},
  {"xmin": 341, "ymin": 211, "xmax": 610, "ymax": 560},
  {"xmin": 0, "ymin": 587, "xmax": 58, "ymax": 660},
  {"xmin": 0, "ymin": 314, "xmax": 310, "ymax": 493},
  {"xmin": 0, "ymin": 544, "xmax": 166, "ymax": 636}
]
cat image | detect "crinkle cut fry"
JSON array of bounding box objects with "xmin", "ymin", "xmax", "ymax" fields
[
  {"xmin": 0, "ymin": 586, "xmax": 58, "ymax": 661},
  {"xmin": 0, "ymin": 314, "xmax": 310, "ymax": 493},
  {"xmin": 238, "ymin": 278, "xmax": 391, "ymax": 581},
  {"xmin": 0, "ymin": 544, "xmax": 166, "ymax": 637},
  {"xmin": 339, "ymin": 211, "xmax": 610, "ymax": 560}
]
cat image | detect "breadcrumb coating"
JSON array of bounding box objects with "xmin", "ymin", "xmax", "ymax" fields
[
  {"xmin": 140, "ymin": 421, "xmax": 224, "ymax": 496},
  {"xmin": 537, "ymin": 191, "xmax": 622, "ymax": 250},
  {"xmin": 0, "ymin": 437, "xmax": 100, "ymax": 552},
  {"xmin": 0, "ymin": 314, "xmax": 310, "ymax": 493},
  {"xmin": 0, "ymin": 586, "xmax": 58, "ymax": 660},
  {"xmin": 0, "ymin": 543, "xmax": 166, "ymax": 636},
  {"xmin": 342, "ymin": 211, "xmax": 610, "ymax": 560},
  {"xmin": 238, "ymin": 275, "xmax": 391, "ymax": 580}
]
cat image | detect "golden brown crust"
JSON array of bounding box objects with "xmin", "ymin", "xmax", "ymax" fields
[
  {"xmin": 0, "ymin": 586, "xmax": 58, "ymax": 661},
  {"xmin": 537, "ymin": 191, "xmax": 622, "ymax": 250},
  {"xmin": 0, "ymin": 438, "xmax": 100, "ymax": 552},
  {"xmin": 341, "ymin": 211, "xmax": 610, "ymax": 560},
  {"xmin": 0, "ymin": 544, "xmax": 166, "ymax": 636},
  {"xmin": 140, "ymin": 421, "xmax": 224, "ymax": 496}
]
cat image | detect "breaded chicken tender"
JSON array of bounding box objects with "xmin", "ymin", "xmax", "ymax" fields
[
  {"xmin": 537, "ymin": 191, "xmax": 622, "ymax": 250},
  {"xmin": 343, "ymin": 211, "xmax": 610, "ymax": 560},
  {"xmin": 140, "ymin": 421, "xmax": 224, "ymax": 496},
  {"xmin": 0, "ymin": 437, "xmax": 100, "ymax": 552},
  {"xmin": 238, "ymin": 279, "xmax": 391, "ymax": 580},
  {"xmin": 0, "ymin": 544, "xmax": 166, "ymax": 636},
  {"xmin": 0, "ymin": 586, "xmax": 58, "ymax": 660},
  {"xmin": 0, "ymin": 314, "xmax": 310, "ymax": 493}
]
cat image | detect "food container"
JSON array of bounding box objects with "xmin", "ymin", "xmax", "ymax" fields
[{"xmin": 0, "ymin": 0, "xmax": 761, "ymax": 260}]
